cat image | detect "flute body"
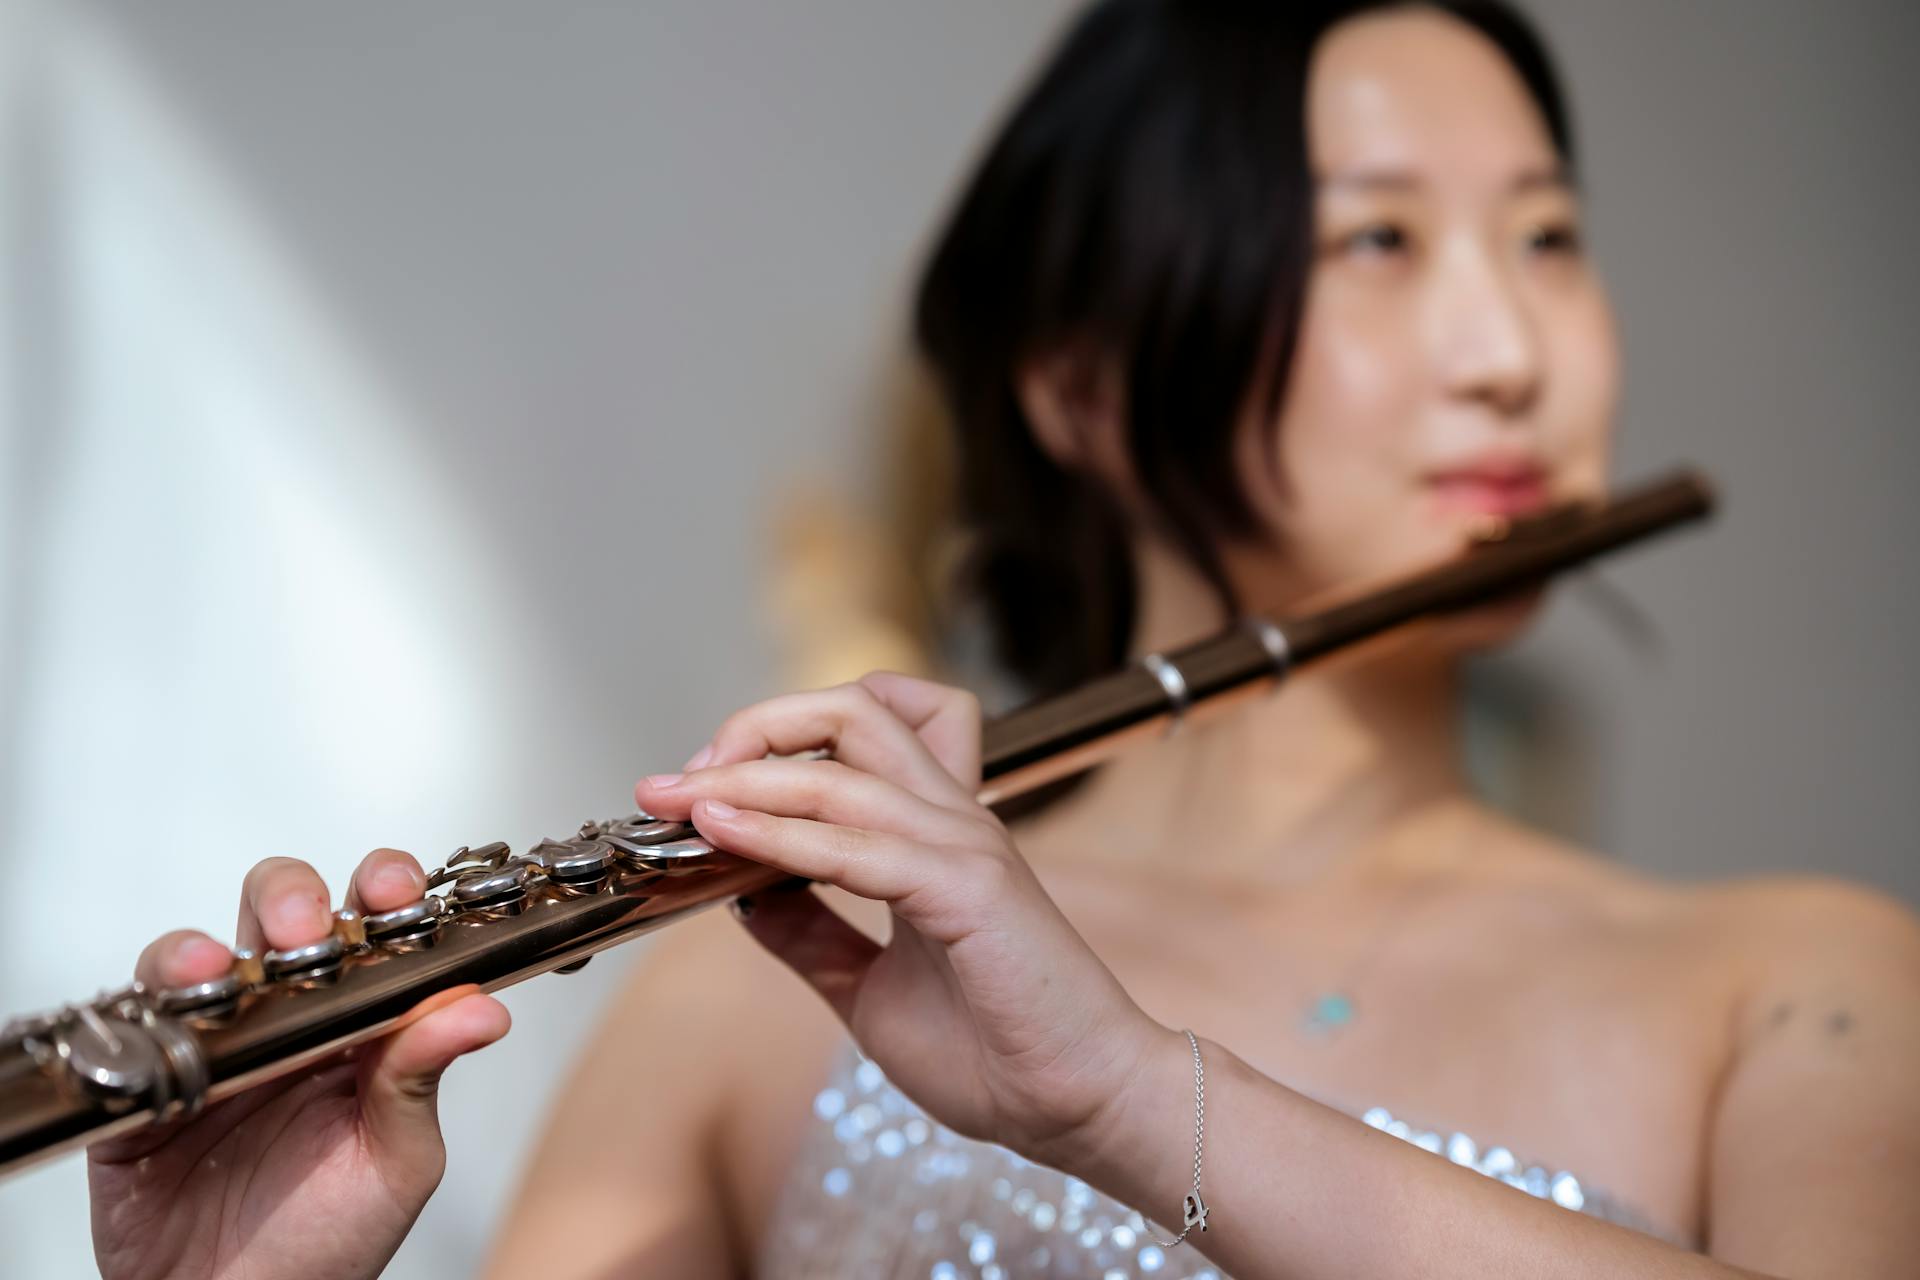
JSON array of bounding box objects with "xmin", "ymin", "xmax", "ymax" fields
[{"xmin": 0, "ymin": 468, "xmax": 1715, "ymax": 1180}]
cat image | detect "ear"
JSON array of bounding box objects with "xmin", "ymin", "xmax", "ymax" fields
[{"xmin": 1013, "ymin": 349, "xmax": 1126, "ymax": 477}]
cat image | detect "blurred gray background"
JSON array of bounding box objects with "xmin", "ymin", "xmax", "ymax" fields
[{"xmin": 1, "ymin": 1, "xmax": 1914, "ymax": 1273}]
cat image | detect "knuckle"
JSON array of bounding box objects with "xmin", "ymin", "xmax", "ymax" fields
[
  {"xmin": 837, "ymin": 680, "xmax": 881, "ymax": 714},
  {"xmin": 715, "ymin": 700, "xmax": 771, "ymax": 744},
  {"xmin": 965, "ymin": 809, "xmax": 1011, "ymax": 846},
  {"xmin": 800, "ymin": 760, "xmax": 857, "ymax": 814},
  {"xmin": 790, "ymin": 771, "xmax": 829, "ymax": 819},
  {"xmin": 825, "ymin": 823, "xmax": 877, "ymax": 870},
  {"xmin": 958, "ymin": 844, "xmax": 1017, "ymax": 893},
  {"xmin": 814, "ymin": 755, "xmax": 861, "ymax": 785},
  {"xmin": 395, "ymin": 1066, "xmax": 446, "ymax": 1103},
  {"xmin": 707, "ymin": 718, "xmax": 747, "ymax": 756}
]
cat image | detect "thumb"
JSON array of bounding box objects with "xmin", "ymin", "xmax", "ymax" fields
[
  {"xmin": 732, "ymin": 884, "xmax": 880, "ymax": 1024},
  {"xmin": 356, "ymin": 986, "xmax": 511, "ymax": 1185}
]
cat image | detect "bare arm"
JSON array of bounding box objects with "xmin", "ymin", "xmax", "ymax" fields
[
  {"xmin": 1702, "ymin": 880, "xmax": 1920, "ymax": 1273},
  {"xmin": 483, "ymin": 915, "xmax": 744, "ymax": 1280},
  {"xmin": 1076, "ymin": 1034, "xmax": 1755, "ymax": 1279}
]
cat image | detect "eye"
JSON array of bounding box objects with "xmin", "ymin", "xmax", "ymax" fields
[
  {"xmin": 1525, "ymin": 221, "xmax": 1584, "ymax": 256},
  {"xmin": 1341, "ymin": 222, "xmax": 1409, "ymax": 256}
]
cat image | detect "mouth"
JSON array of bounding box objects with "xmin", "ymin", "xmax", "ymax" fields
[{"xmin": 1424, "ymin": 458, "xmax": 1553, "ymax": 519}]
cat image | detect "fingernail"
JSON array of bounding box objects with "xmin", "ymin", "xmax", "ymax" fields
[
  {"xmin": 644, "ymin": 772, "xmax": 684, "ymax": 790},
  {"xmin": 730, "ymin": 895, "xmax": 755, "ymax": 920},
  {"xmin": 683, "ymin": 744, "xmax": 714, "ymax": 771},
  {"xmin": 702, "ymin": 798, "xmax": 739, "ymax": 819}
]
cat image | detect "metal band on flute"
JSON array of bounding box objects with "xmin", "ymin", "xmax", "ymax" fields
[
  {"xmin": 1246, "ymin": 615, "xmax": 1291, "ymax": 683},
  {"xmin": 1140, "ymin": 651, "xmax": 1192, "ymax": 733}
]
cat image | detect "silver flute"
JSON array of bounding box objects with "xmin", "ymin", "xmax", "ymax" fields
[{"xmin": 0, "ymin": 468, "xmax": 1715, "ymax": 1181}]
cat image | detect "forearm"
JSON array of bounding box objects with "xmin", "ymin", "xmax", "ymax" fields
[{"xmin": 1060, "ymin": 1028, "xmax": 1772, "ymax": 1280}]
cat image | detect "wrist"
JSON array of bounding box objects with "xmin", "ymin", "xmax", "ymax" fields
[{"xmin": 1033, "ymin": 1018, "xmax": 1195, "ymax": 1196}]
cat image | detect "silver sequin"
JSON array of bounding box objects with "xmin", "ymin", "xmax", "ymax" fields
[{"xmin": 757, "ymin": 1044, "xmax": 1681, "ymax": 1278}]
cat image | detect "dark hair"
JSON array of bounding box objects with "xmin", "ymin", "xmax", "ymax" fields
[{"xmin": 914, "ymin": 0, "xmax": 1573, "ymax": 709}]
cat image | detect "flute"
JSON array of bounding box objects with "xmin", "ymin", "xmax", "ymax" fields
[{"xmin": 0, "ymin": 467, "xmax": 1715, "ymax": 1181}]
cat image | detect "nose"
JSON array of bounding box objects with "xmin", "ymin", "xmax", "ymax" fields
[{"xmin": 1432, "ymin": 245, "xmax": 1542, "ymax": 418}]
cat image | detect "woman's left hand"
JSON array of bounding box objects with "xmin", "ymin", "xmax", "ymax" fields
[{"xmin": 634, "ymin": 672, "xmax": 1168, "ymax": 1169}]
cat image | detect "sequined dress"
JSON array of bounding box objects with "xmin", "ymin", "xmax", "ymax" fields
[{"xmin": 756, "ymin": 1040, "xmax": 1686, "ymax": 1279}]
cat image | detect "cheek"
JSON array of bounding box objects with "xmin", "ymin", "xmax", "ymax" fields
[
  {"xmin": 1285, "ymin": 285, "xmax": 1421, "ymax": 464},
  {"xmin": 1540, "ymin": 289, "xmax": 1621, "ymax": 497},
  {"xmin": 1239, "ymin": 286, "xmax": 1440, "ymax": 594}
]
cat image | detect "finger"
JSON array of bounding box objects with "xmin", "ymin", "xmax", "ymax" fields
[
  {"xmin": 345, "ymin": 848, "xmax": 429, "ymax": 915},
  {"xmin": 730, "ymin": 884, "xmax": 879, "ymax": 1024},
  {"xmin": 356, "ymin": 987, "xmax": 511, "ymax": 1189},
  {"xmin": 855, "ymin": 671, "xmax": 982, "ymax": 789},
  {"xmin": 237, "ymin": 857, "xmax": 334, "ymax": 954},
  {"xmin": 687, "ymin": 798, "xmax": 936, "ymax": 903},
  {"xmin": 682, "ymin": 682, "xmax": 974, "ymax": 809},
  {"xmin": 133, "ymin": 929, "xmax": 233, "ymax": 991},
  {"xmin": 637, "ymin": 758, "xmax": 979, "ymax": 844}
]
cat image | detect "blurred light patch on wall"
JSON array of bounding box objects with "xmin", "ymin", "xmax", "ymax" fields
[{"xmin": 0, "ymin": 5, "xmax": 550, "ymax": 1270}]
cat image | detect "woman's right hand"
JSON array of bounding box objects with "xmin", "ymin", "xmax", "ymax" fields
[{"xmin": 87, "ymin": 849, "xmax": 511, "ymax": 1280}]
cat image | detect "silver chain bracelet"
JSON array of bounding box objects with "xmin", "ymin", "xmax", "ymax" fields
[{"xmin": 1149, "ymin": 1028, "xmax": 1210, "ymax": 1248}]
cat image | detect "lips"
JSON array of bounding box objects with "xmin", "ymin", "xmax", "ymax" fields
[{"xmin": 1425, "ymin": 459, "xmax": 1552, "ymax": 518}]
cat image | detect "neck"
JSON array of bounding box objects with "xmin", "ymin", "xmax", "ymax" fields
[{"xmin": 1021, "ymin": 536, "xmax": 1477, "ymax": 891}]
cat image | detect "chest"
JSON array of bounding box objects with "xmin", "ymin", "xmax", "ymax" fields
[
  {"xmin": 726, "ymin": 877, "xmax": 1731, "ymax": 1260},
  {"xmin": 1054, "ymin": 874, "xmax": 1728, "ymax": 1237}
]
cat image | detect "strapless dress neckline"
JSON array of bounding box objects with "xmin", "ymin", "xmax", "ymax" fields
[{"xmin": 755, "ymin": 1040, "xmax": 1693, "ymax": 1279}]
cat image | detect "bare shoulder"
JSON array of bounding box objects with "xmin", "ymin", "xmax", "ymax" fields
[
  {"xmin": 1472, "ymin": 824, "xmax": 1920, "ymax": 1091},
  {"xmin": 1687, "ymin": 874, "xmax": 1920, "ymax": 1023},
  {"xmin": 1471, "ymin": 810, "xmax": 1920, "ymax": 955},
  {"xmin": 1462, "ymin": 817, "xmax": 1920, "ymax": 1008},
  {"xmin": 1688, "ymin": 871, "xmax": 1920, "ymax": 942}
]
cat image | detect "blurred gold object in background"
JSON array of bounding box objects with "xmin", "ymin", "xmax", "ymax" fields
[{"xmin": 766, "ymin": 366, "xmax": 965, "ymax": 691}]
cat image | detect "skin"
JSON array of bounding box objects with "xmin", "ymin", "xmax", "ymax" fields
[{"xmin": 90, "ymin": 9, "xmax": 1920, "ymax": 1279}]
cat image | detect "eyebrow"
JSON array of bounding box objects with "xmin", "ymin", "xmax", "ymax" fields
[{"xmin": 1316, "ymin": 165, "xmax": 1576, "ymax": 194}]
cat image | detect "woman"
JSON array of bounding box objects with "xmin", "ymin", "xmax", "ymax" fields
[{"xmin": 88, "ymin": 2, "xmax": 1920, "ymax": 1277}]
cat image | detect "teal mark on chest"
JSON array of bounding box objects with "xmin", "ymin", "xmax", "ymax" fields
[{"xmin": 1301, "ymin": 992, "xmax": 1356, "ymax": 1035}]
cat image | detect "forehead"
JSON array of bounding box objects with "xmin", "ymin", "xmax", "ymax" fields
[{"xmin": 1307, "ymin": 8, "xmax": 1559, "ymax": 181}]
